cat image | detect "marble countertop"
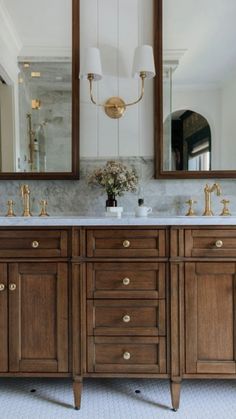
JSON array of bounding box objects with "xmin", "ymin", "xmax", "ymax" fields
[{"xmin": 0, "ymin": 215, "xmax": 236, "ymax": 226}]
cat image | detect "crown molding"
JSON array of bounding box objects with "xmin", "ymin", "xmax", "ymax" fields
[
  {"xmin": 19, "ymin": 46, "xmax": 72, "ymax": 58},
  {"xmin": 0, "ymin": 1, "xmax": 22, "ymax": 53}
]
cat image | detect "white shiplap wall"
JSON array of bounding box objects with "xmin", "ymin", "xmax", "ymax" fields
[{"xmin": 80, "ymin": 0, "xmax": 154, "ymax": 158}]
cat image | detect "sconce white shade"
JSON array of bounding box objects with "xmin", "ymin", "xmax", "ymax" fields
[
  {"xmin": 80, "ymin": 47, "xmax": 103, "ymax": 81},
  {"xmin": 132, "ymin": 45, "xmax": 156, "ymax": 79}
]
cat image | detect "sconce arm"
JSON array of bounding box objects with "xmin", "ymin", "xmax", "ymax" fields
[
  {"xmin": 124, "ymin": 72, "xmax": 146, "ymax": 108},
  {"xmin": 88, "ymin": 75, "xmax": 104, "ymax": 107},
  {"xmin": 87, "ymin": 71, "xmax": 148, "ymax": 119},
  {"xmin": 88, "ymin": 72, "xmax": 146, "ymax": 109}
]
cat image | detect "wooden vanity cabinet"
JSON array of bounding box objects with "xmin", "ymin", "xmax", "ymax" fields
[
  {"xmin": 0, "ymin": 229, "xmax": 70, "ymax": 376},
  {"xmin": 185, "ymin": 261, "xmax": 236, "ymax": 375},
  {"xmin": 2, "ymin": 225, "xmax": 236, "ymax": 412},
  {"xmin": 171, "ymin": 227, "xmax": 236, "ymax": 410},
  {"xmin": 84, "ymin": 228, "xmax": 168, "ymax": 376}
]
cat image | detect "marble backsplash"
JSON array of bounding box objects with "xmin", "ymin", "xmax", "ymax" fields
[{"xmin": 0, "ymin": 157, "xmax": 235, "ymax": 217}]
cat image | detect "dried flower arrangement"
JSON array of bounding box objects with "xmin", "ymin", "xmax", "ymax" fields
[{"xmin": 88, "ymin": 160, "xmax": 138, "ymax": 206}]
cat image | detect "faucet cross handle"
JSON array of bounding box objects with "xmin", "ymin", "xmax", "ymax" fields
[
  {"xmin": 220, "ymin": 199, "xmax": 231, "ymax": 216},
  {"xmin": 39, "ymin": 200, "xmax": 49, "ymax": 217},
  {"xmin": 185, "ymin": 200, "xmax": 197, "ymax": 216},
  {"xmin": 6, "ymin": 200, "xmax": 16, "ymax": 217}
]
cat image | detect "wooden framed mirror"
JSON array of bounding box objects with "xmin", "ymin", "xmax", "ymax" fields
[
  {"xmin": 0, "ymin": 0, "xmax": 79, "ymax": 179},
  {"xmin": 155, "ymin": 0, "xmax": 236, "ymax": 179}
]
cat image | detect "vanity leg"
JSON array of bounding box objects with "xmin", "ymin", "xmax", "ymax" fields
[
  {"xmin": 73, "ymin": 378, "xmax": 82, "ymax": 410},
  {"xmin": 170, "ymin": 381, "xmax": 181, "ymax": 412}
]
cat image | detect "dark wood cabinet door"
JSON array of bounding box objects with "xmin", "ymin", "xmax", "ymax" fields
[
  {"xmin": 0, "ymin": 264, "xmax": 8, "ymax": 372},
  {"xmin": 8, "ymin": 263, "xmax": 68, "ymax": 373},
  {"xmin": 185, "ymin": 262, "xmax": 236, "ymax": 374}
]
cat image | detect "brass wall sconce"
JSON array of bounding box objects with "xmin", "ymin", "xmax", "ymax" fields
[{"xmin": 80, "ymin": 45, "xmax": 156, "ymax": 119}]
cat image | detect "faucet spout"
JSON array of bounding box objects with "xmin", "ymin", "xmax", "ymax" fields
[
  {"xmin": 202, "ymin": 183, "xmax": 221, "ymax": 216},
  {"xmin": 20, "ymin": 184, "xmax": 32, "ymax": 217}
]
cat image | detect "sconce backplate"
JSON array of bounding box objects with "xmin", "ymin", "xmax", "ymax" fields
[{"xmin": 104, "ymin": 97, "xmax": 126, "ymax": 119}]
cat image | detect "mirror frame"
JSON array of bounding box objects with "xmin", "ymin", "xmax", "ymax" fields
[
  {"xmin": 0, "ymin": 0, "xmax": 80, "ymax": 180},
  {"xmin": 154, "ymin": 0, "xmax": 236, "ymax": 179}
]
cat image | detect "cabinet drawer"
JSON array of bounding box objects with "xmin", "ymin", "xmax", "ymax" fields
[
  {"xmin": 87, "ymin": 229, "xmax": 166, "ymax": 258},
  {"xmin": 87, "ymin": 300, "xmax": 166, "ymax": 336},
  {"xmin": 87, "ymin": 262, "xmax": 166, "ymax": 299},
  {"xmin": 87, "ymin": 336, "xmax": 166, "ymax": 373},
  {"xmin": 0, "ymin": 230, "xmax": 68, "ymax": 258},
  {"xmin": 185, "ymin": 229, "xmax": 236, "ymax": 258}
]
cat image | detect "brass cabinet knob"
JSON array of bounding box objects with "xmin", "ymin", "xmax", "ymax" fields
[
  {"xmin": 215, "ymin": 240, "xmax": 223, "ymax": 248},
  {"xmin": 123, "ymin": 240, "xmax": 131, "ymax": 248},
  {"xmin": 123, "ymin": 314, "xmax": 131, "ymax": 323},
  {"xmin": 123, "ymin": 351, "xmax": 131, "ymax": 360},
  {"xmin": 0, "ymin": 284, "xmax": 5, "ymax": 292},
  {"xmin": 32, "ymin": 241, "xmax": 39, "ymax": 248},
  {"xmin": 122, "ymin": 277, "xmax": 130, "ymax": 286},
  {"xmin": 9, "ymin": 283, "xmax": 16, "ymax": 291}
]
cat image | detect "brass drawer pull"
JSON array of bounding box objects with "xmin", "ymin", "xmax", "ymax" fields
[
  {"xmin": 215, "ymin": 240, "xmax": 223, "ymax": 248},
  {"xmin": 122, "ymin": 277, "xmax": 130, "ymax": 286},
  {"xmin": 9, "ymin": 283, "xmax": 16, "ymax": 291},
  {"xmin": 123, "ymin": 240, "xmax": 131, "ymax": 248},
  {"xmin": 32, "ymin": 241, "xmax": 39, "ymax": 248},
  {"xmin": 0, "ymin": 284, "xmax": 5, "ymax": 292},
  {"xmin": 123, "ymin": 351, "xmax": 131, "ymax": 360},
  {"xmin": 123, "ymin": 315, "xmax": 131, "ymax": 323}
]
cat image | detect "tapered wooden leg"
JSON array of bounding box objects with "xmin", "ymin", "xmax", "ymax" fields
[
  {"xmin": 73, "ymin": 378, "xmax": 82, "ymax": 410},
  {"xmin": 170, "ymin": 381, "xmax": 181, "ymax": 411}
]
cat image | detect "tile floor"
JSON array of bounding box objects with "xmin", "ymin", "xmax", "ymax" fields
[{"xmin": 0, "ymin": 378, "xmax": 235, "ymax": 419}]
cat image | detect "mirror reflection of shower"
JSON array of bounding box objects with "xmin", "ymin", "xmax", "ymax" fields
[
  {"xmin": 26, "ymin": 112, "xmax": 64, "ymax": 172},
  {"xmin": 18, "ymin": 59, "xmax": 72, "ymax": 173}
]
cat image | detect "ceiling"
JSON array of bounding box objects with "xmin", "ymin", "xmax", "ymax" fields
[
  {"xmin": 1, "ymin": 0, "xmax": 72, "ymax": 55},
  {"xmin": 1, "ymin": 0, "xmax": 235, "ymax": 87},
  {"xmin": 164, "ymin": 0, "xmax": 236, "ymax": 86}
]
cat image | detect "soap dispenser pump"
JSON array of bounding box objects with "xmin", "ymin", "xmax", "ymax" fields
[{"xmin": 138, "ymin": 198, "xmax": 144, "ymax": 206}]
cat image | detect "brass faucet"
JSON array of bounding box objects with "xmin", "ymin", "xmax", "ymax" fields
[
  {"xmin": 20, "ymin": 185, "xmax": 32, "ymax": 217},
  {"xmin": 203, "ymin": 183, "xmax": 221, "ymax": 216}
]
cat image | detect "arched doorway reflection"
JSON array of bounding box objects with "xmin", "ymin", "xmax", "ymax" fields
[{"xmin": 164, "ymin": 110, "xmax": 212, "ymax": 171}]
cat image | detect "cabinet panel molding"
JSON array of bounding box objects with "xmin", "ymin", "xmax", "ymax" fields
[{"xmin": 0, "ymin": 264, "xmax": 8, "ymax": 372}]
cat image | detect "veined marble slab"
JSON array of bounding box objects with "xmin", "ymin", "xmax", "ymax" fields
[{"xmin": 0, "ymin": 215, "xmax": 236, "ymax": 226}]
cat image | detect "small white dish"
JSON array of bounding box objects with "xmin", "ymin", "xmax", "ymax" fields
[{"xmin": 106, "ymin": 206, "xmax": 123, "ymax": 218}]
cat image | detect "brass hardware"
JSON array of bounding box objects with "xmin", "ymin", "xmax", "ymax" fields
[
  {"xmin": 220, "ymin": 199, "xmax": 231, "ymax": 216},
  {"xmin": 202, "ymin": 183, "xmax": 221, "ymax": 216},
  {"xmin": 6, "ymin": 200, "xmax": 16, "ymax": 217},
  {"xmin": 31, "ymin": 99, "xmax": 41, "ymax": 110},
  {"xmin": 20, "ymin": 184, "xmax": 32, "ymax": 217},
  {"xmin": 39, "ymin": 200, "xmax": 49, "ymax": 217},
  {"xmin": 0, "ymin": 284, "xmax": 5, "ymax": 292},
  {"xmin": 31, "ymin": 72, "xmax": 41, "ymax": 78},
  {"xmin": 122, "ymin": 277, "xmax": 130, "ymax": 286},
  {"xmin": 9, "ymin": 284, "xmax": 16, "ymax": 291},
  {"xmin": 215, "ymin": 240, "xmax": 223, "ymax": 248},
  {"xmin": 123, "ymin": 315, "xmax": 131, "ymax": 323},
  {"xmin": 32, "ymin": 241, "xmax": 39, "ymax": 248},
  {"xmin": 26, "ymin": 113, "xmax": 34, "ymax": 168},
  {"xmin": 123, "ymin": 240, "xmax": 131, "ymax": 248},
  {"xmin": 88, "ymin": 71, "xmax": 147, "ymax": 119},
  {"xmin": 185, "ymin": 200, "xmax": 197, "ymax": 216},
  {"xmin": 123, "ymin": 351, "xmax": 131, "ymax": 360},
  {"xmin": 104, "ymin": 97, "xmax": 126, "ymax": 119}
]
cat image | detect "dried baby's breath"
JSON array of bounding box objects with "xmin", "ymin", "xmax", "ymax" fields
[{"xmin": 88, "ymin": 160, "xmax": 138, "ymax": 197}]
